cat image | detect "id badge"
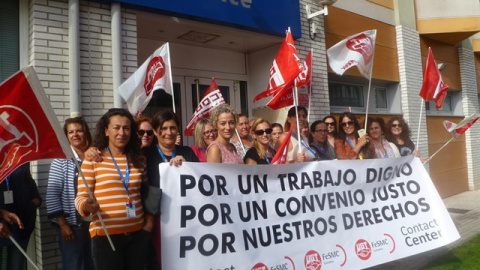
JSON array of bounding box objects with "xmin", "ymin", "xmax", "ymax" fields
[
  {"xmin": 126, "ymin": 202, "xmax": 136, "ymax": 218},
  {"xmin": 4, "ymin": 191, "xmax": 13, "ymax": 204}
]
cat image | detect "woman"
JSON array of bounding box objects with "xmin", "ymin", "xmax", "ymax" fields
[
  {"xmin": 365, "ymin": 117, "xmax": 400, "ymax": 159},
  {"xmin": 207, "ymin": 104, "xmax": 243, "ymax": 164},
  {"xmin": 385, "ymin": 116, "xmax": 416, "ymax": 157},
  {"xmin": 75, "ymin": 108, "xmax": 151, "ymax": 270},
  {"xmin": 244, "ymin": 118, "xmax": 276, "ymax": 164},
  {"xmin": 136, "ymin": 115, "xmax": 155, "ymax": 148},
  {"xmin": 143, "ymin": 110, "xmax": 199, "ymax": 269},
  {"xmin": 270, "ymin": 123, "xmax": 283, "ymax": 148},
  {"xmin": 47, "ymin": 117, "xmax": 94, "ymax": 270},
  {"xmin": 191, "ymin": 118, "xmax": 217, "ymax": 162},
  {"xmin": 309, "ymin": 120, "xmax": 335, "ymax": 160},
  {"xmin": 276, "ymin": 106, "xmax": 316, "ymax": 163},
  {"xmin": 334, "ymin": 112, "xmax": 369, "ymax": 160},
  {"xmin": 323, "ymin": 115, "xmax": 338, "ymax": 156}
]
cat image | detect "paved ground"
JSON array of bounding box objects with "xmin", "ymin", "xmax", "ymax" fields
[{"xmin": 367, "ymin": 188, "xmax": 480, "ymax": 270}]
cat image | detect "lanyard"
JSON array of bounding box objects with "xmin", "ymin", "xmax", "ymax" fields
[
  {"xmin": 346, "ymin": 137, "xmax": 356, "ymax": 149},
  {"xmin": 157, "ymin": 145, "xmax": 176, "ymax": 162},
  {"xmin": 313, "ymin": 142, "xmax": 330, "ymax": 160},
  {"xmin": 107, "ymin": 147, "xmax": 130, "ymax": 198},
  {"xmin": 5, "ymin": 176, "xmax": 10, "ymax": 190},
  {"xmin": 293, "ymin": 132, "xmax": 317, "ymax": 159}
]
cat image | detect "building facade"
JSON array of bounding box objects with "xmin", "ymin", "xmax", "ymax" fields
[{"xmin": 1, "ymin": 0, "xmax": 479, "ymax": 268}]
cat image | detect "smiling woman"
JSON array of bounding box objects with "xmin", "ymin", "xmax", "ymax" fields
[{"xmin": 244, "ymin": 118, "xmax": 275, "ymax": 165}]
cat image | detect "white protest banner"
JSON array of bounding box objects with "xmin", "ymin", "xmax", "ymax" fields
[{"xmin": 160, "ymin": 155, "xmax": 459, "ymax": 270}]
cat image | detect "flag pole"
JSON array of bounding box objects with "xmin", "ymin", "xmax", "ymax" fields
[
  {"xmin": 415, "ymin": 100, "xmax": 424, "ymax": 149},
  {"xmin": 423, "ymin": 136, "xmax": 455, "ymax": 164},
  {"xmin": 234, "ymin": 128, "xmax": 246, "ymax": 154},
  {"xmin": 166, "ymin": 43, "xmax": 176, "ymax": 113},
  {"xmin": 72, "ymin": 158, "xmax": 116, "ymax": 251},
  {"xmin": 293, "ymin": 79, "xmax": 302, "ymax": 153},
  {"xmin": 363, "ymin": 30, "xmax": 376, "ymax": 131},
  {"xmin": 307, "ymin": 48, "xmax": 313, "ymax": 123},
  {"xmin": 8, "ymin": 236, "xmax": 39, "ymax": 270}
]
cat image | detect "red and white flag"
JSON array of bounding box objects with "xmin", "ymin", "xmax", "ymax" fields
[
  {"xmin": 419, "ymin": 48, "xmax": 450, "ymax": 109},
  {"xmin": 0, "ymin": 66, "xmax": 73, "ymax": 182},
  {"xmin": 443, "ymin": 113, "xmax": 480, "ymax": 138},
  {"xmin": 271, "ymin": 127, "xmax": 293, "ymax": 165},
  {"xmin": 184, "ymin": 78, "xmax": 225, "ymax": 136},
  {"xmin": 327, "ymin": 29, "xmax": 376, "ymax": 79},
  {"xmin": 118, "ymin": 42, "xmax": 173, "ymax": 114},
  {"xmin": 266, "ymin": 50, "xmax": 312, "ymax": 110},
  {"xmin": 253, "ymin": 29, "xmax": 302, "ymax": 103}
]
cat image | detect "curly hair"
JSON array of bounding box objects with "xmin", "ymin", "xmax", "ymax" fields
[
  {"xmin": 209, "ymin": 104, "xmax": 238, "ymax": 129},
  {"xmin": 385, "ymin": 116, "xmax": 412, "ymax": 143},
  {"xmin": 63, "ymin": 116, "xmax": 92, "ymax": 149},
  {"xmin": 93, "ymin": 108, "xmax": 143, "ymax": 168}
]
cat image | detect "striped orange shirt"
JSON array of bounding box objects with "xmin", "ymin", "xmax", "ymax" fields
[{"xmin": 75, "ymin": 152, "xmax": 146, "ymax": 237}]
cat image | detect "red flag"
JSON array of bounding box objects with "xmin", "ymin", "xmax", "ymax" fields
[
  {"xmin": 419, "ymin": 48, "xmax": 449, "ymax": 109},
  {"xmin": 184, "ymin": 78, "xmax": 225, "ymax": 136},
  {"xmin": 271, "ymin": 127, "xmax": 293, "ymax": 164},
  {"xmin": 296, "ymin": 50, "xmax": 313, "ymax": 88},
  {"xmin": 266, "ymin": 50, "xmax": 312, "ymax": 110},
  {"xmin": 443, "ymin": 113, "xmax": 480, "ymax": 138},
  {"xmin": 253, "ymin": 29, "xmax": 302, "ymax": 103},
  {"xmin": 0, "ymin": 66, "xmax": 74, "ymax": 182}
]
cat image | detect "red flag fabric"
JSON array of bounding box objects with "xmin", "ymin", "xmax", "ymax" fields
[
  {"xmin": 419, "ymin": 48, "xmax": 450, "ymax": 109},
  {"xmin": 271, "ymin": 127, "xmax": 293, "ymax": 164},
  {"xmin": 0, "ymin": 66, "xmax": 74, "ymax": 182},
  {"xmin": 443, "ymin": 113, "xmax": 480, "ymax": 138},
  {"xmin": 266, "ymin": 50, "xmax": 312, "ymax": 110},
  {"xmin": 327, "ymin": 30, "xmax": 376, "ymax": 79},
  {"xmin": 296, "ymin": 50, "xmax": 312, "ymax": 88},
  {"xmin": 253, "ymin": 29, "xmax": 302, "ymax": 103},
  {"xmin": 184, "ymin": 78, "xmax": 225, "ymax": 136}
]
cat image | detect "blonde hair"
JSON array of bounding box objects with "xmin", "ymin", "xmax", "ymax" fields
[
  {"xmin": 209, "ymin": 104, "xmax": 238, "ymax": 129},
  {"xmin": 194, "ymin": 118, "xmax": 211, "ymax": 148},
  {"xmin": 251, "ymin": 117, "xmax": 271, "ymax": 160}
]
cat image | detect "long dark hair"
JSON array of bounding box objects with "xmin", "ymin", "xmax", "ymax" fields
[
  {"xmin": 63, "ymin": 116, "xmax": 92, "ymax": 149},
  {"xmin": 385, "ymin": 116, "xmax": 412, "ymax": 143},
  {"xmin": 338, "ymin": 112, "xmax": 361, "ymax": 141},
  {"xmin": 93, "ymin": 108, "xmax": 143, "ymax": 168},
  {"xmin": 323, "ymin": 115, "xmax": 339, "ymax": 138},
  {"xmin": 284, "ymin": 106, "xmax": 307, "ymax": 131}
]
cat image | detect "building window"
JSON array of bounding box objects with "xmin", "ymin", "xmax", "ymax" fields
[
  {"xmin": 375, "ymin": 87, "xmax": 387, "ymax": 109},
  {"xmin": 0, "ymin": 0, "xmax": 19, "ymax": 81},
  {"xmin": 426, "ymin": 91, "xmax": 462, "ymax": 116},
  {"xmin": 329, "ymin": 83, "xmax": 364, "ymax": 107}
]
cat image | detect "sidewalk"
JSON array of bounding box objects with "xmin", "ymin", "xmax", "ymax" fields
[{"xmin": 368, "ymin": 188, "xmax": 480, "ymax": 270}]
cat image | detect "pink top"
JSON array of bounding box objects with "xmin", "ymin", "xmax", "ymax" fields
[
  {"xmin": 207, "ymin": 141, "xmax": 244, "ymax": 164},
  {"xmin": 191, "ymin": 145, "xmax": 207, "ymax": 162}
]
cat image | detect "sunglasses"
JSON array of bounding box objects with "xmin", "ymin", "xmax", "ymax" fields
[
  {"xmin": 340, "ymin": 121, "xmax": 354, "ymax": 127},
  {"xmin": 325, "ymin": 122, "xmax": 335, "ymax": 126},
  {"xmin": 203, "ymin": 129, "xmax": 218, "ymax": 136},
  {"xmin": 315, "ymin": 129, "xmax": 328, "ymax": 133},
  {"xmin": 138, "ymin": 129, "xmax": 154, "ymax": 136},
  {"xmin": 392, "ymin": 124, "xmax": 402, "ymax": 128},
  {"xmin": 254, "ymin": 128, "xmax": 273, "ymax": 136}
]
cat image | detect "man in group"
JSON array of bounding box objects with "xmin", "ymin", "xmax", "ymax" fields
[{"xmin": 231, "ymin": 114, "xmax": 254, "ymax": 159}]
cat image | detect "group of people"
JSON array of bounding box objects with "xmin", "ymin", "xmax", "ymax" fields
[{"xmin": 0, "ymin": 103, "xmax": 418, "ymax": 270}]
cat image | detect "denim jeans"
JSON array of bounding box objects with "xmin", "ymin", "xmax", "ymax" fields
[
  {"xmin": 56, "ymin": 222, "xmax": 94, "ymax": 270},
  {"xmin": 92, "ymin": 229, "xmax": 150, "ymax": 270}
]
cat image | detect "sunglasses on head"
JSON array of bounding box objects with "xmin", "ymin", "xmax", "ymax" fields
[
  {"xmin": 138, "ymin": 129, "xmax": 154, "ymax": 136},
  {"xmin": 324, "ymin": 122, "xmax": 335, "ymax": 126},
  {"xmin": 340, "ymin": 121, "xmax": 354, "ymax": 127},
  {"xmin": 392, "ymin": 124, "xmax": 402, "ymax": 128},
  {"xmin": 254, "ymin": 128, "xmax": 273, "ymax": 136}
]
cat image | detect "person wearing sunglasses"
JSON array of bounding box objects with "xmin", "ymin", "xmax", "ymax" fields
[
  {"xmin": 334, "ymin": 112, "xmax": 369, "ymax": 160},
  {"xmin": 276, "ymin": 106, "xmax": 316, "ymax": 163},
  {"xmin": 322, "ymin": 115, "xmax": 339, "ymax": 157},
  {"xmin": 309, "ymin": 120, "xmax": 335, "ymax": 160},
  {"xmin": 385, "ymin": 116, "xmax": 416, "ymax": 157},
  {"xmin": 244, "ymin": 118, "xmax": 276, "ymax": 164},
  {"xmin": 191, "ymin": 118, "xmax": 217, "ymax": 162},
  {"xmin": 136, "ymin": 115, "xmax": 156, "ymax": 148}
]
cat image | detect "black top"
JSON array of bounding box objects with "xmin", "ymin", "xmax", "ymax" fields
[
  {"xmin": 143, "ymin": 145, "xmax": 199, "ymax": 188},
  {"xmin": 0, "ymin": 163, "xmax": 42, "ymax": 239},
  {"xmin": 243, "ymin": 147, "xmax": 274, "ymax": 165},
  {"xmin": 393, "ymin": 139, "xmax": 415, "ymax": 157}
]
